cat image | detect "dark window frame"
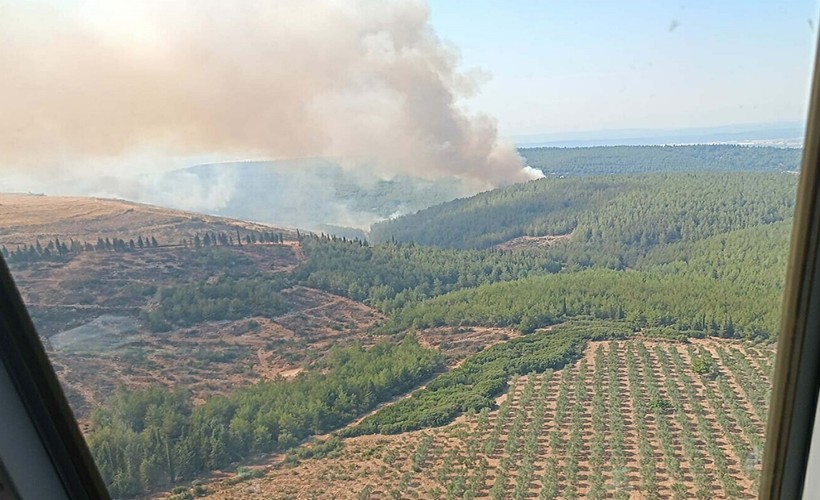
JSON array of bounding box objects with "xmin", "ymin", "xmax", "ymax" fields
[{"xmin": 0, "ymin": 257, "xmax": 110, "ymax": 499}]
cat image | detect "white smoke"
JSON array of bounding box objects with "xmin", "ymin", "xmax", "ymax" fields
[{"xmin": 0, "ymin": 0, "xmax": 538, "ymax": 189}]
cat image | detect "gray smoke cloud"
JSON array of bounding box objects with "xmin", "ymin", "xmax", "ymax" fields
[{"xmin": 0, "ymin": 0, "xmax": 539, "ymax": 188}]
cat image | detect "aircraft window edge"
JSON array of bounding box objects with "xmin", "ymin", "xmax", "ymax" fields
[
  {"xmin": 761, "ymin": 27, "xmax": 820, "ymax": 500},
  {"xmin": 0, "ymin": 258, "xmax": 110, "ymax": 500}
]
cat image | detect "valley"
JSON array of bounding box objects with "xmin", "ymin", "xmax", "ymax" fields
[{"xmin": 0, "ymin": 164, "xmax": 795, "ymax": 499}]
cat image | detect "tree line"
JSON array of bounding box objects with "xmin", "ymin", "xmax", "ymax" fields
[
  {"xmin": 2, "ymin": 235, "xmax": 161, "ymax": 263},
  {"xmin": 87, "ymin": 337, "xmax": 443, "ymax": 497},
  {"xmin": 182, "ymin": 230, "xmax": 287, "ymax": 248},
  {"xmin": 4, "ymin": 228, "xmax": 292, "ymax": 265},
  {"xmin": 348, "ymin": 322, "xmax": 629, "ymax": 436}
]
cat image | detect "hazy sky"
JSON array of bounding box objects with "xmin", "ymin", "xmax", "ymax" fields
[
  {"xmin": 428, "ymin": 0, "xmax": 820, "ymax": 137},
  {"xmin": 2, "ymin": 0, "xmax": 820, "ymax": 196}
]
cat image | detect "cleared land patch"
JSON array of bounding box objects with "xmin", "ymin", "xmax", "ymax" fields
[{"xmin": 494, "ymin": 233, "xmax": 573, "ymax": 252}]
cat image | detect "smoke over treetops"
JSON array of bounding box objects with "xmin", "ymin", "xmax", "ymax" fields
[{"xmin": 1, "ymin": 0, "xmax": 541, "ymax": 189}]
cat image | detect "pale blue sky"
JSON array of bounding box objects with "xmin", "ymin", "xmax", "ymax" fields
[{"xmin": 427, "ymin": 1, "xmax": 820, "ymax": 137}]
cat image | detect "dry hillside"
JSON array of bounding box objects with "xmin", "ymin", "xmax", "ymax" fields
[{"xmin": 0, "ymin": 193, "xmax": 296, "ymax": 247}]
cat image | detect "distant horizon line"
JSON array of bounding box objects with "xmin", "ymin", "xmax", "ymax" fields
[{"xmin": 507, "ymin": 120, "xmax": 805, "ymax": 148}]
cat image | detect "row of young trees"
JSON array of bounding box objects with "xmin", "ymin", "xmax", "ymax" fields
[
  {"xmin": 2, "ymin": 235, "xmax": 161, "ymax": 263},
  {"xmin": 183, "ymin": 230, "xmax": 287, "ymax": 249},
  {"xmin": 87, "ymin": 337, "xmax": 443, "ymax": 497},
  {"xmin": 625, "ymin": 342, "xmax": 659, "ymax": 497}
]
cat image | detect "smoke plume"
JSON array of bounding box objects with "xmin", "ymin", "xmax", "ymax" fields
[{"xmin": 0, "ymin": 0, "xmax": 538, "ymax": 187}]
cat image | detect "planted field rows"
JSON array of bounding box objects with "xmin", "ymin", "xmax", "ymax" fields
[{"xmin": 207, "ymin": 338, "xmax": 774, "ymax": 499}]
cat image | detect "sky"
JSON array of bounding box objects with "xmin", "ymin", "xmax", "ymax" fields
[
  {"xmin": 2, "ymin": 0, "xmax": 820, "ymax": 196},
  {"xmin": 427, "ymin": 0, "xmax": 820, "ymax": 137}
]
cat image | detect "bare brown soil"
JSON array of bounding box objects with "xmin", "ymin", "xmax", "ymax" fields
[
  {"xmin": 416, "ymin": 326, "xmax": 521, "ymax": 366},
  {"xmin": 11, "ymin": 244, "xmax": 303, "ymax": 336},
  {"xmin": 199, "ymin": 338, "xmax": 772, "ymax": 500},
  {"xmin": 2, "ymin": 199, "xmax": 382, "ymax": 425},
  {"xmin": 494, "ymin": 233, "xmax": 573, "ymax": 251},
  {"xmin": 50, "ymin": 287, "xmax": 383, "ymax": 425}
]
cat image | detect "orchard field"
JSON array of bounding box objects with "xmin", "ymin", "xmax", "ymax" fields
[{"xmin": 203, "ymin": 337, "xmax": 774, "ymax": 500}]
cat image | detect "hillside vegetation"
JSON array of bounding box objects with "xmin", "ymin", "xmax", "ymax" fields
[
  {"xmin": 370, "ymin": 173, "xmax": 797, "ymax": 257},
  {"xmin": 300, "ymin": 173, "xmax": 795, "ymax": 341},
  {"xmin": 2, "ymin": 166, "xmax": 797, "ymax": 498},
  {"xmin": 88, "ymin": 337, "xmax": 441, "ymax": 497}
]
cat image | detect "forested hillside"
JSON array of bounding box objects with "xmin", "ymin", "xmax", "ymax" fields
[
  {"xmin": 389, "ymin": 268, "xmax": 778, "ymax": 338},
  {"xmin": 21, "ymin": 168, "xmax": 796, "ymax": 498},
  {"xmin": 303, "ymin": 173, "xmax": 795, "ymax": 340},
  {"xmin": 370, "ymin": 173, "xmax": 797, "ymax": 265},
  {"xmin": 88, "ymin": 337, "xmax": 442, "ymax": 497},
  {"xmin": 639, "ymin": 220, "xmax": 792, "ymax": 289},
  {"xmin": 519, "ymin": 144, "xmax": 801, "ymax": 176},
  {"xmin": 293, "ymin": 236, "xmax": 561, "ymax": 312}
]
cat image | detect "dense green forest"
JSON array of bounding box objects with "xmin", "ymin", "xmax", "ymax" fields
[
  {"xmin": 518, "ymin": 144, "xmax": 801, "ymax": 176},
  {"xmin": 638, "ymin": 220, "xmax": 792, "ymax": 290},
  {"xmin": 299, "ymin": 215, "xmax": 789, "ymax": 340},
  {"xmin": 370, "ymin": 173, "xmax": 797, "ymax": 262},
  {"xmin": 299, "ymin": 173, "xmax": 795, "ymax": 342},
  {"xmin": 141, "ymin": 275, "xmax": 290, "ymax": 332},
  {"xmin": 388, "ymin": 268, "xmax": 778, "ymax": 339},
  {"xmin": 294, "ymin": 235, "xmax": 561, "ymax": 312},
  {"xmin": 297, "ymin": 173, "xmax": 794, "ymax": 340},
  {"xmin": 349, "ymin": 321, "xmax": 630, "ymax": 435},
  {"xmin": 87, "ymin": 338, "xmax": 442, "ymax": 497}
]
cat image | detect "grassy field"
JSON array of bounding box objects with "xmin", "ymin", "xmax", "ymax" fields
[{"xmin": 0, "ymin": 193, "xmax": 294, "ymax": 246}]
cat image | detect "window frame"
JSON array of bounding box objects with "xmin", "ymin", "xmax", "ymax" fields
[{"xmin": 760, "ymin": 29, "xmax": 820, "ymax": 500}]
